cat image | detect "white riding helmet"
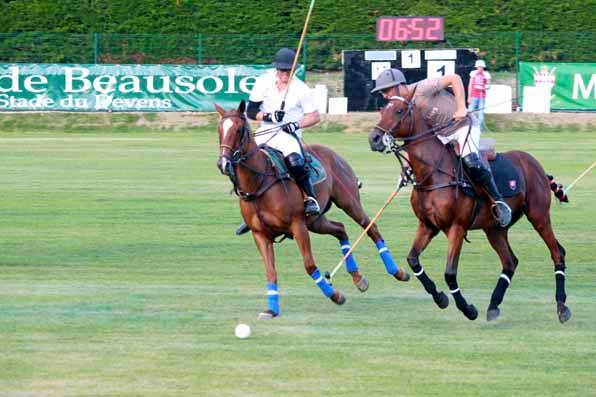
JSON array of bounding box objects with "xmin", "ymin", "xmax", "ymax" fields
[{"xmin": 475, "ymin": 60, "xmax": 486, "ymax": 68}]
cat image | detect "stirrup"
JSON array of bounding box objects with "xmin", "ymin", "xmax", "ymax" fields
[
  {"xmin": 491, "ymin": 200, "xmax": 512, "ymax": 227},
  {"xmin": 304, "ymin": 197, "xmax": 321, "ymax": 216}
]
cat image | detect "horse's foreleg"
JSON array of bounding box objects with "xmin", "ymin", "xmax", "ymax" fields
[
  {"xmin": 252, "ymin": 232, "xmax": 279, "ymax": 319},
  {"xmin": 444, "ymin": 224, "xmax": 478, "ymax": 320},
  {"xmin": 408, "ymin": 222, "xmax": 448, "ymax": 309},
  {"xmin": 292, "ymin": 221, "xmax": 345, "ymax": 305},
  {"xmin": 483, "ymin": 228, "xmax": 517, "ymax": 321},
  {"xmin": 526, "ymin": 210, "xmax": 571, "ymax": 323},
  {"xmin": 309, "ymin": 215, "xmax": 368, "ymax": 292}
]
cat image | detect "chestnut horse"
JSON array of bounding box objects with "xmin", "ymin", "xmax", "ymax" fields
[
  {"xmin": 216, "ymin": 100, "xmax": 409, "ymax": 319},
  {"xmin": 368, "ymin": 95, "xmax": 570, "ymax": 323}
]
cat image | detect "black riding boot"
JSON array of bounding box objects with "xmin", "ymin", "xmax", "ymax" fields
[
  {"xmin": 463, "ymin": 152, "xmax": 512, "ymax": 227},
  {"xmin": 286, "ymin": 153, "xmax": 321, "ymax": 216}
]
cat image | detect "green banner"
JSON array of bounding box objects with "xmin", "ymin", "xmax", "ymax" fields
[
  {"xmin": 0, "ymin": 64, "xmax": 305, "ymax": 112},
  {"xmin": 520, "ymin": 61, "xmax": 596, "ymax": 111}
]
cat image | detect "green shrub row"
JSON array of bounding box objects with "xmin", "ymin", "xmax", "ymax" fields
[{"xmin": 1, "ymin": 0, "xmax": 594, "ymax": 70}]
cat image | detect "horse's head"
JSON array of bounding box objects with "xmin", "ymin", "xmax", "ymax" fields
[
  {"xmin": 215, "ymin": 100, "xmax": 249, "ymax": 176},
  {"xmin": 368, "ymin": 93, "xmax": 416, "ymax": 153}
]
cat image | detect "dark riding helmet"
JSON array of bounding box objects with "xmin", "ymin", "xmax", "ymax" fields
[
  {"xmin": 370, "ymin": 68, "xmax": 407, "ymax": 94},
  {"xmin": 273, "ymin": 48, "xmax": 296, "ymax": 70}
]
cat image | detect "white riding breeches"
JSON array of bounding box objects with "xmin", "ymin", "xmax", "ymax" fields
[
  {"xmin": 437, "ymin": 124, "xmax": 481, "ymax": 157},
  {"xmin": 255, "ymin": 127, "xmax": 302, "ymax": 157}
]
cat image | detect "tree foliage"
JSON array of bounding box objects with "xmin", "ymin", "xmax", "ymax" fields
[
  {"xmin": 1, "ymin": 0, "xmax": 594, "ymax": 34},
  {"xmin": 0, "ymin": 0, "xmax": 595, "ymax": 70}
]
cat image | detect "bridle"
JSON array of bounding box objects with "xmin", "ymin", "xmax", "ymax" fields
[
  {"xmin": 219, "ymin": 113, "xmax": 250, "ymax": 159},
  {"xmin": 218, "ymin": 113, "xmax": 286, "ymax": 201},
  {"xmin": 219, "ymin": 113, "xmax": 286, "ymax": 164},
  {"xmin": 375, "ymin": 95, "xmax": 457, "ymax": 153},
  {"xmin": 374, "ymin": 95, "xmax": 415, "ymax": 145},
  {"xmin": 374, "ymin": 95, "xmax": 469, "ymax": 192}
]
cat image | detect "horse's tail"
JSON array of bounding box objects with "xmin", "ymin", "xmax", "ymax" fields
[{"xmin": 546, "ymin": 174, "xmax": 569, "ymax": 203}]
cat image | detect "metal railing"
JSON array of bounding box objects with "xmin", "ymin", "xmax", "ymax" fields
[{"xmin": 1, "ymin": 31, "xmax": 595, "ymax": 71}]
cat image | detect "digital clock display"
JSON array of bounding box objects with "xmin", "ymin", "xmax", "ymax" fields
[{"xmin": 376, "ymin": 17, "xmax": 444, "ymax": 42}]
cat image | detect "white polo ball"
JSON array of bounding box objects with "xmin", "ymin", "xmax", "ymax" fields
[{"xmin": 234, "ymin": 323, "xmax": 251, "ymax": 339}]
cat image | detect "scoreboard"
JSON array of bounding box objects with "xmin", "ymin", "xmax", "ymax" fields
[
  {"xmin": 376, "ymin": 17, "xmax": 444, "ymax": 41},
  {"xmin": 343, "ymin": 48, "xmax": 478, "ymax": 111}
]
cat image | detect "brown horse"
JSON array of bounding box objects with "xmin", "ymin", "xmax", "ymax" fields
[
  {"xmin": 368, "ymin": 94, "xmax": 571, "ymax": 323},
  {"xmin": 216, "ymin": 100, "xmax": 409, "ymax": 319}
]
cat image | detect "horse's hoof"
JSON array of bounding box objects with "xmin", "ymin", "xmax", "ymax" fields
[
  {"xmin": 434, "ymin": 291, "xmax": 449, "ymax": 309},
  {"xmin": 465, "ymin": 304, "xmax": 479, "ymax": 321},
  {"xmin": 354, "ymin": 276, "xmax": 369, "ymax": 292},
  {"xmin": 394, "ymin": 268, "xmax": 410, "ymax": 282},
  {"xmin": 257, "ymin": 310, "xmax": 277, "ymax": 320},
  {"xmin": 331, "ymin": 291, "xmax": 346, "ymax": 305},
  {"xmin": 558, "ymin": 305, "xmax": 572, "ymax": 323},
  {"xmin": 487, "ymin": 307, "xmax": 500, "ymax": 322}
]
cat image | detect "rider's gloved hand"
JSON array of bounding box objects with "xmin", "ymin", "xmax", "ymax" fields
[
  {"xmin": 263, "ymin": 110, "xmax": 285, "ymax": 123},
  {"xmin": 273, "ymin": 110, "xmax": 285, "ymax": 122},
  {"xmin": 282, "ymin": 122, "xmax": 300, "ymax": 135}
]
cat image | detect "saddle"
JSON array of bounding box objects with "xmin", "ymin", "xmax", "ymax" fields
[
  {"xmin": 260, "ymin": 146, "xmax": 328, "ymax": 186},
  {"xmin": 452, "ymin": 138, "xmax": 525, "ymax": 198}
]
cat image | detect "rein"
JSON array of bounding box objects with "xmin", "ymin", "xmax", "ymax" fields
[
  {"xmin": 376, "ymin": 96, "xmax": 470, "ymax": 192},
  {"xmin": 219, "ymin": 114, "xmax": 289, "ymax": 201}
]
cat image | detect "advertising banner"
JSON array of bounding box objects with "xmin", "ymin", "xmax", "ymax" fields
[
  {"xmin": 0, "ymin": 64, "xmax": 305, "ymax": 112},
  {"xmin": 519, "ymin": 62, "xmax": 596, "ymax": 111}
]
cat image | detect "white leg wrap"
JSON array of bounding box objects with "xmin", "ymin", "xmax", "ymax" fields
[{"xmin": 499, "ymin": 273, "xmax": 512, "ymax": 285}]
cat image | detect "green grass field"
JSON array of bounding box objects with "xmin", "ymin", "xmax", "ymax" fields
[{"xmin": 1, "ymin": 122, "xmax": 596, "ymax": 396}]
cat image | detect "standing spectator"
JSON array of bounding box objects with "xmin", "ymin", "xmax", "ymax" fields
[{"xmin": 468, "ymin": 60, "xmax": 491, "ymax": 131}]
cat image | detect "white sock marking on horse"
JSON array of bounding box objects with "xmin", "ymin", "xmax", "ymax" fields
[{"xmin": 500, "ymin": 274, "xmax": 512, "ymax": 285}]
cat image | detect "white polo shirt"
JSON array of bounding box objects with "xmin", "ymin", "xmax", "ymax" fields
[{"xmin": 249, "ymin": 69, "xmax": 318, "ymax": 138}]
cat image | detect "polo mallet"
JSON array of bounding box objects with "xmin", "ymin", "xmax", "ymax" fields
[
  {"xmin": 280, "ymin": 0, "xmax": 316, "ymax": 111},
  {"xmin": 325, "ymin": 185, "xmax": 403, "ymax": 282},
  {"xmin": 563, "ymin": 160, "xmax": 596, "ymax": 196}
]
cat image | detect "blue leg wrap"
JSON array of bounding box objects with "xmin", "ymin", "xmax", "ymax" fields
[
  {"xmin": 375, "ymin": 240, "xmax": 398, "ymax": 275},
  {"xmin": 311, "ymin": 268, "xmax": 334, "ymax": 298},
  {"xmin": 266, "ymin": 282, "xmax": 279, "ymax": 315},
  {"xmin": 340, "ymin": 240, "xmax": 359, "ymax": 273}
]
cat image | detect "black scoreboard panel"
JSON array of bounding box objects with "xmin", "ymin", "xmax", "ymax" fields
[{"xmin": 343, "ymin": 48, "xmax": 478, "ymax": 111}]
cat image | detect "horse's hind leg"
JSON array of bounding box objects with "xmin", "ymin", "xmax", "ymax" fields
[
  {"xmin": 333, "ymin": 194, "xmax": 409, "ymax": 282},
  {"xmin": 408, "ymin": 222, "xmax": 449, "ymax": 309},
  {"xmin": 484, "ymin": 228, "xmax": 517, "ymax": 321},
  {"xmin": 526, "ymin": 208, "xmax": 571, "ymax": 323},
  {"xmin": 444, "ymin": 224, "xmax": 478, "ymax": 320},
  {"xmin": 309, "ymin": 215, "xmax": 369, "ymax": 292}
]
